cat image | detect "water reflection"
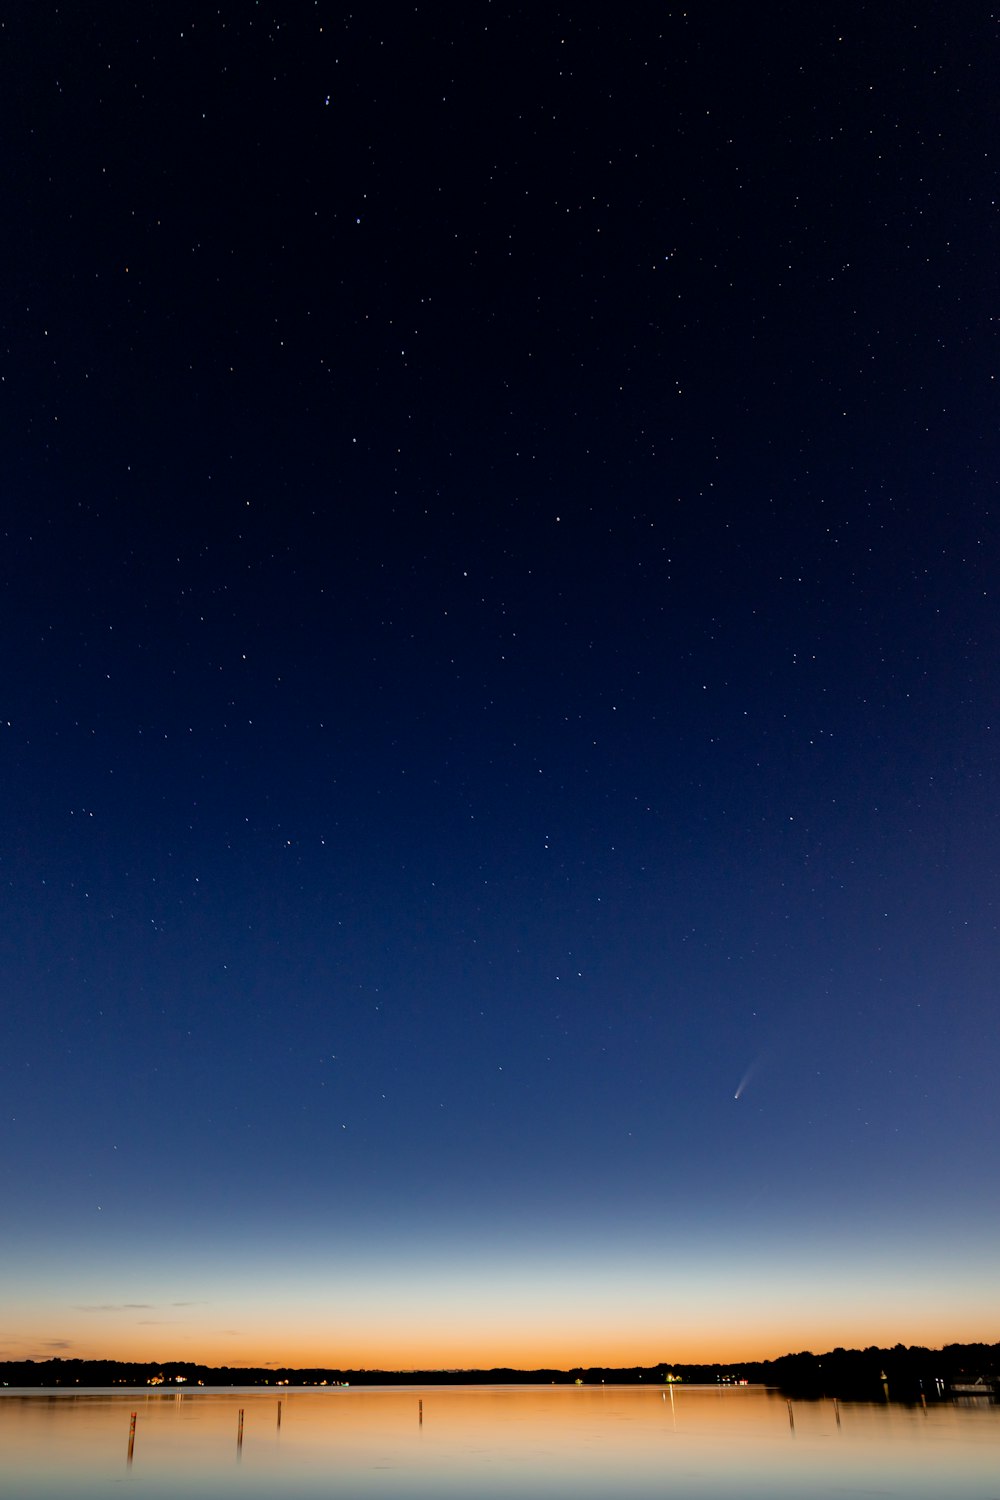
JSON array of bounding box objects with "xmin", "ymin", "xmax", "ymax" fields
[{"xmin": 2, "ymin": 1385, "xmax": 998, "ymax": 1499}]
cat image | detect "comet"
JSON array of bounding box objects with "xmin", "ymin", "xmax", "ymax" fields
[{"xmin": 734, "ymin": 1059, "xmax": 759, "ymax": 1100}]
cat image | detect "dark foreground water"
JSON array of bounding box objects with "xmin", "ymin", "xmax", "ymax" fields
[{"xmin": 2, "ymin": 1385, "xmax": 998, "ymax": 1499}]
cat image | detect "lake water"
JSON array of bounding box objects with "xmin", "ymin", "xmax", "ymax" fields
[{"xmin": 2, "ymin": 1385, "xmax": 998, "ymax": 1499}]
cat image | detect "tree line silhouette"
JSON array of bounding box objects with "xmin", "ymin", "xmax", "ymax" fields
[{"xmin": 2, "ymin": 1343, "xmax": 997, "ymax": 1400}]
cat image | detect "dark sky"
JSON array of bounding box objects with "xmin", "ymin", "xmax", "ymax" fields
[{"xmin": 3, "ymin": 2, "xmax": 998, "ymax": 1368}]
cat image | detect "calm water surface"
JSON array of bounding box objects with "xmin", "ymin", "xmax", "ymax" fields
[{"xmin": 2, "ymin": 1385, "xmax": 998, "ymax": 1500}]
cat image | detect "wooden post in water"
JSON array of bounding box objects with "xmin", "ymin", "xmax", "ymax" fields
[
  {"xmin": 127, "ymin": 1411, "xmax": 136, "ymax": 1465},
  {"xmin": 418, "ymin": 1398, "xmax": 423, "ymax": 1425},
  {"xmin": 277, "ymin": 1399, "xmax": 282, "ymax": 1428},
  {"xmin": 834, "ymin": 1398, "xmax": 841, "ymax": 1428},
  {"xmin": 787, "ymin": 1399, "xmax": 795, "ymax": 1431},
  {"xmin": 237, "ymin": 1407, "xmax": 244, "ymax": 1451}
]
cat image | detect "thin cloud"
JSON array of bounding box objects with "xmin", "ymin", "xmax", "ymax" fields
[{"xmin": 75, "ymin": 1303, "xmax": 154, "ymax": 1312}]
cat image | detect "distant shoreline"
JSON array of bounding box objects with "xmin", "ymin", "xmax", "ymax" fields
[{"xmin": 2, "ymin": 1343, "xmax": 997, "ymax": 1402}]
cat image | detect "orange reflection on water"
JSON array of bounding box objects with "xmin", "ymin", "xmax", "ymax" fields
[{"xmin": 3, "ymin": 1385, "xmax": 999, "ymax": 1499}]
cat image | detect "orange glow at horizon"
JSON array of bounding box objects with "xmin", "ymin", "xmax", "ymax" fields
[
  {"xmin": 7, "ymin": 1237, "xmax": 997, "ymax": 1372},
  {"xmin": 10, "ymin": 1306, "xmax": 997, "ymax": 1372}
]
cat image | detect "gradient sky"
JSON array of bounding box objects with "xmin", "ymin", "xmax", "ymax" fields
[{"xmin": 2, "ymin": 3, "xmax": 998, "ymax": 1370}]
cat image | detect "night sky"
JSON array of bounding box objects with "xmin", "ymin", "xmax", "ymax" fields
[{"xmin": 3, "ymin": 3, "xmax": 998, "ymax": 1370}]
